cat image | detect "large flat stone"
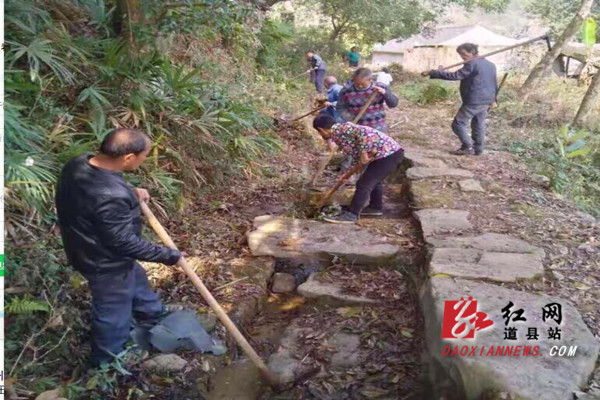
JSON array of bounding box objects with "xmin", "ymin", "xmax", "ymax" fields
[
  {"xmin": 427, "ymin": 233, "xmax": 546, "ymax": 258},
  {"xmin": 421, "ymin": 276, "xmax": 599, "ymax": 400},
  {"xmin": 268, "ymin": 324, "xmax": 364, "ymax": 385},
  {"xmin": 267, "ymin": 326, "xmax": 311, "ymax": 384},
  {"xmin": 429, "ymin": 248, "xmax": 544, "ymax": 282},
  {"xmin": 328, "ymin": 333, "xmax": 362, "ymax": 368},
  {"xmin": 297, "ymin": 273, "xmax": 378, "ymax": 306},
  {"xmin": 410, "ymin": 180, "xmax": 456, "ymax": 209},
  {"xmin": 414, "ymin": 209, "xmax": 473, "ymax": 238},
  {"xmin": 404, "ymin": 147, "xmax": 452, "ymax": 161},
  {"xmin": 459, "ymin": 179, "xmax": 484, "ymax": 192},
  {"xmin": 404, "ymin": 149, "xmax": 448, "ymax": 169},
  {"xmin": 406, "ymin": 167, "xmax": 474, "ymax": 180},
  {"xmin": 247, "ymin": 216, "xmax": 400, "ymax": 265}
]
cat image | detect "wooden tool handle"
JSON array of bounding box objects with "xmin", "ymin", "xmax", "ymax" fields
[
  {"xmin": 140, "ymin": 202, "xmax": 278, "ymax": 386},
  {"xmin": 353, "ymin": 91, "xmax": 378, "ymax": 123},
  {"xmin": 310, "ymin": 149, "xmax": 335, "ymax": 187},
  {"xmin": 292, "ymin": 67, "xmax": 318, "ymax": 80},
  {"xmin": 292, "ymin": 105, "xmax": 327, "ymax": 122},
  {"xmin": 317, "ymin": 162, "xmax": 364, "ymax": 208},
  {"xmin": 439, "ymin": 34, "xmax": 548, "ymax": 71}
]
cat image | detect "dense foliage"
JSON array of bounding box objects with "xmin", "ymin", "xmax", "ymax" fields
[{"xmin": 4, "ymin": 0, "xmax": 302, "ymax": 395}]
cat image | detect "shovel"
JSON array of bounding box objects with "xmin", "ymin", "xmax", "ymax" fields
[
  {"xmin": 139, "ymin": 202, "xmax": 278, "ymax": 386},
  {"xmin": 316, "ymin": 161, "xmax": 365, "ymax": 209}
]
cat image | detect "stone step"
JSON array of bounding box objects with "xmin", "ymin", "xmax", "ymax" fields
[
  {"xmin": 429, "ymin": 248, "xmax": 544, "ymax": 282},
  {"xmin": 297, "ymin": 273, "xmax": 379, "ymax": 306},
  {"xmin": 426, "ymin": 233, "xmax": 546, "ymax": 258},
  {"xmin": 247, "ymin": 215, "xmax": 400, "ymax": 266},
  {"xmin": 414, "ymin": 209, "xmax": 473, "ymax": 238},
  {"xmin": 406, "ymin": 167, "xmax": 474, "ymax": 180},
  {"xmin": 420, "ymin": 276, "xmax": 599, "ymax": 400},
  {"xmin": 267, "ymin": 323, "xmax": 363, "ymax": 385},
  {"xmin": 404, "ymin": 149, "xmax": 448, "ymax": 169},
  {"xmin": 458, "ymin": 179, "xmax": 484, "ymax": 192},
  {"xmin": 410, "ymin": 180, "xmax": 456, "ymax": 209}
]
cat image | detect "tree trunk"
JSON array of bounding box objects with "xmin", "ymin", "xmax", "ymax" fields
[
  {"xmin": 518, "ymin": 0, "xmax": 595, "ymax": 100},
  {"xmin": 329, "ymin": 15, "xmax": 349, "ymax": 42},
  {"xmin": 115, "ymin": 0, "xmax": 141, "ymax": 55},
  {"xmin": 329, "ymin": 26, "xmax": 344, "ymax": 42},
  {"xmin": 573, "ymin": 68, "xmax": 600, "ymax": 127}
]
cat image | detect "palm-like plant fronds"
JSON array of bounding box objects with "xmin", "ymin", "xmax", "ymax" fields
[{"xmin": 6, "ymin": 39, "xmax": 78, "ymax": 84}]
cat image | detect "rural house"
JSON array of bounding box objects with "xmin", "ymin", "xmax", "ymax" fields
[{"xmin": 372, "ymin": 24, "xmax": 528, "ymax": 72}]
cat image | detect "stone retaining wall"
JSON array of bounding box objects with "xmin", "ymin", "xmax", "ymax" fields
[{"xmin": 403, "ymin": 148, "xmax": 599, "ymax": 400}]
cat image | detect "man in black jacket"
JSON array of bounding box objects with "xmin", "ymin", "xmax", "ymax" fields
[
  {"xmin": 56, "ymin": 128, "xmax": 182, "ymax": 366},
  {"xmin": 423, "ymin": 43, "xmax": 497, "ymax": 155}
]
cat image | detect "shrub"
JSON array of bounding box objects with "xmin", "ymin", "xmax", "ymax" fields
[{"xmin": 398, "ymin": 81, "xmax": 457, "ymax": 105}]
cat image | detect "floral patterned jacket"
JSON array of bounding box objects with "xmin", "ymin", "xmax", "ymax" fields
[{"xmin": 331, "ymin": 122, "xmax": 402, "ymax": 167}]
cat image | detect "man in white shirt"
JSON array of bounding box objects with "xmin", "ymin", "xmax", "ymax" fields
[{"xmin": 376, "ymin": 68, "xmax": 393, "ymax": 86}]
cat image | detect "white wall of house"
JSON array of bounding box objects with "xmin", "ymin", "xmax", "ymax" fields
[{"xmin": 371, "ymin": 52, "xmax": 404, "ymax": 67}]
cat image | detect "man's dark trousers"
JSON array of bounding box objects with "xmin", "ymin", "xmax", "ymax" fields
[
  {"xmin": 84, "ymin": 263, "xmax": 163, "ymax": 365},
  {"xmin": 451, "ymin": 103, "xmax": 489, "ymax": 153},
  {"xmin": 349, "ymin": 150, "xmax": 404, "ymax": 215},
  {"xmin": 314, "ymin": 69, "xmax": 325, "ymax": 93}
]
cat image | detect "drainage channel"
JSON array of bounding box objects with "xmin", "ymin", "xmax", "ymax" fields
[{"xmin": 206, "ymin": 165, "xmax": 434, "ymax": 400}]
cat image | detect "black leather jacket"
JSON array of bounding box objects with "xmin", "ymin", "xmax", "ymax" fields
[{"xmin": 56, "ymin": 155, "xmax": 181, "ymax": 275}]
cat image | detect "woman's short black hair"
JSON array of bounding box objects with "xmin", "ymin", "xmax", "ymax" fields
[
  {"xmin": 313, "ymin": 114, "xmax": 337, "ymax": 130},
  {"xmin": 382, "ymin": 67, "xmax": 389, "ymax": 73},
  {"xmin": 100, "ymin": 128, "xmax": 150, "ymax": 157},
  {"xmin": 457, "ymin": 43, "xmax": 479, "ymax": 56}
]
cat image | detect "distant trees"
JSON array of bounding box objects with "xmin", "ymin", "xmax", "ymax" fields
[
  {"xmin": 519, "ymin": 0, "xmax": 599, "ymax": 127},
  {"xmin": 301, "ymin": 0, "xmax": 510, "ymax": 46}
]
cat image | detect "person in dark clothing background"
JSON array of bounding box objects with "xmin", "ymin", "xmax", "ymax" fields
[
  {"xmin": 56, "ymin": 128, "xmax": 183, "ymax": 366},
  {"xmin": 423, "ymin": 43, "xmax": 497, "ymax": 155},
  {"xmin": 306, "ymin": 51, "xmax": 327, "ymax": 93}
]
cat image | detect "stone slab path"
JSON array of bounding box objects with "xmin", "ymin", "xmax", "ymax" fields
[
  {"xmin": 244, "ymin": 142, "xmax": 599, "ymax": 399},
  {"xmin": 247, "ymin": 215, "xmax": 401, "ymax": 266},
  {"xmin": 297, "ymin": 273, "xmax": 379, "ymax": 306},
  {"xmin": 422, "ymin": 276, "xmax": 598, "ymax": 400},
  {"xmin": 403, "ymin": 145, "xmax": 600, "ymax": 399}
]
